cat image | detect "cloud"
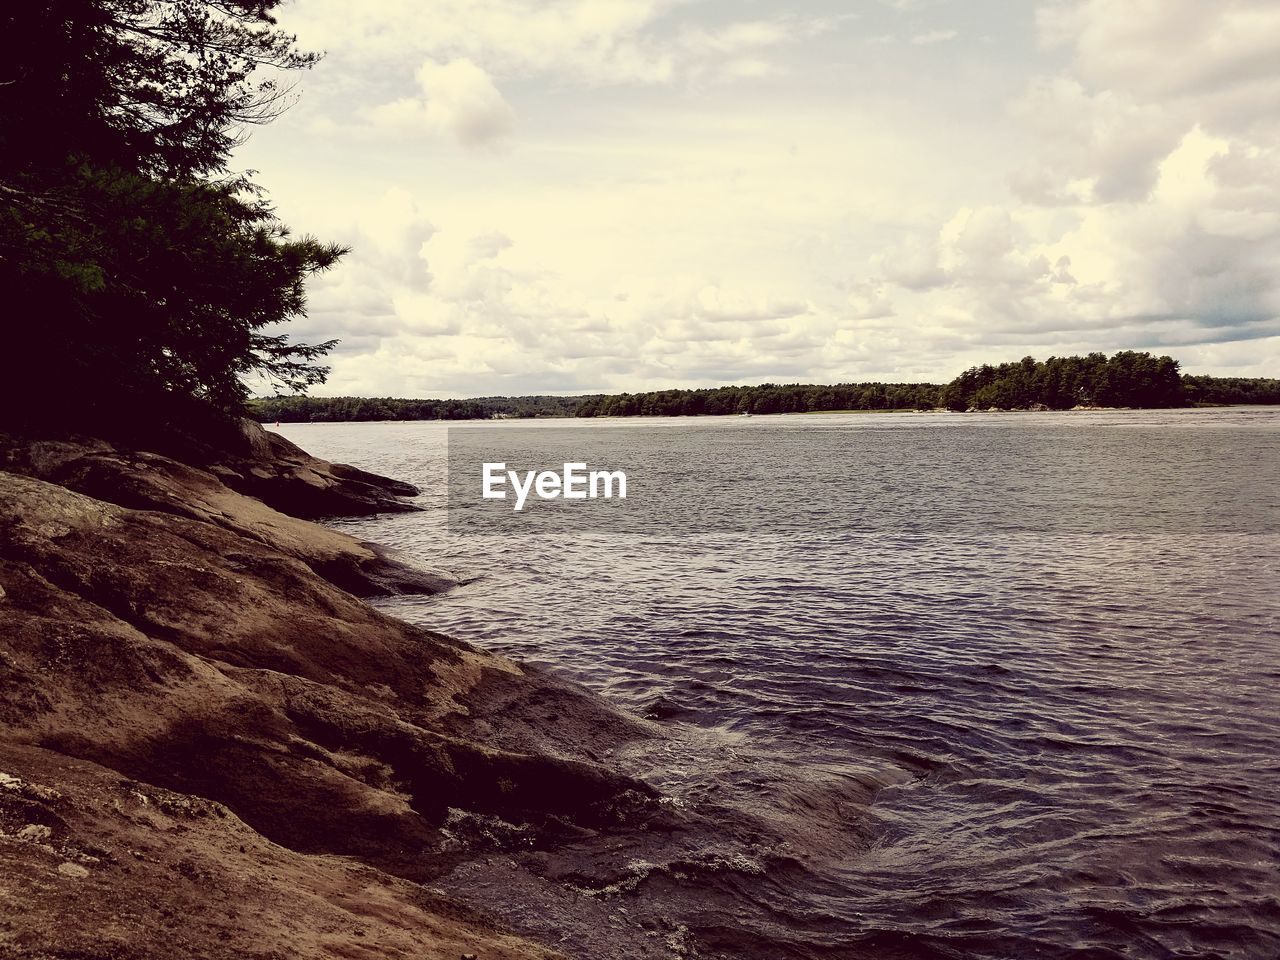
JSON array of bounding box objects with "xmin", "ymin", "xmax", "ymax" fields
[
  {"xmin": 290, "ymin": 0, "xmax": 675, "ymax": 83},
  {"xmin": 910, "ymin": 30, "xmax": 958, "ymax": 45},
  {"xmin": 1007, "ymin": 77, "xmax": 1184, "ymax": 204},
  {"xmin": 370, "ymin": 58, "xmax": 514, "ymax": 148},
  {"xmin": 878, "ymin": 237, "xmax": 949, "ymax": 291},
  {"xmin": 694, "ymin": 286, "xmax": 810, "ymax": 324},
  {"xmin": 845, "ymin": 282, "xmax": 896, "ymax": 321},
  {"xmin": 239, "ymin": 1, "xmax": 1280, "ymax": 395},
  {"xmin": 278, "ymin": 184, "xmax": 879, "ymax": 396},
  {"xmin": 1038, "ymin": 0, "xmax": 1280, "ymax": 106},
  {"xmin": 873, "ymin": 1, "xmax": 1280, "ymax": 362},
  {"xmin": 290, "ymin": 0, "xmax": 841, "ymax": 89},
  {"xmin": 716, "ymin": 58, "xmax": 782, "ymax": 81},
  {"xmin": 679, "ymin": 20, "xmax": 798, "ymax": 57}
]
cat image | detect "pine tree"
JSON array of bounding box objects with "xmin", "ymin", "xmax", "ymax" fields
[{"xmin": 0, "ymin": 1, "xmax": 345, "ymax": 432}]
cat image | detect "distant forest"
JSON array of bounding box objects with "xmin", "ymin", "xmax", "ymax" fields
[
  {"xmin": 252, "ymin": 351, "xmax": 1280, "ymax": 422},
  {"xmin": 253, "ymin": 394, "xmax": 585, "ymax": 422}
]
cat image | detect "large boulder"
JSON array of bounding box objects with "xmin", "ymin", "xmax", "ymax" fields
[
  {"xmin": 0, "ymin": 465, "xmax": 657, "ymax": 958},
  {"xmin": 0, "ymin": 432, "xmax": 443, "ymax": 597}
]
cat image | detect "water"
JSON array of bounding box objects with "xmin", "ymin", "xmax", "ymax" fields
[{"xmin": 273, "ymin": 408, "xmax": 1280, "ymax": 959}]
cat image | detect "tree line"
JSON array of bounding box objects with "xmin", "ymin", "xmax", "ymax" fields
[
  {"xmin": 252, "ymin": 394, "xmax": 589, "ymax": 423},
  {"xmin": 252, "ymin": 351, "xmax": 1280, "ymax": 422},
  {"xmin": 574, "ymin": 382, "xmax": 940, "ymax": 417},
  {"xmin": 1182, "ymin": 375, "xmax": 1280, "ymax": 406},
  {"xmin": 937, "ymin": 351, "xmax": 1184, "ymax": 411}
]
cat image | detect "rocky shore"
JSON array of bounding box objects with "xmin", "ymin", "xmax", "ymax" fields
[{"xmin": 0, "ymin": 422, "xmax": 664, "ymax": 959}]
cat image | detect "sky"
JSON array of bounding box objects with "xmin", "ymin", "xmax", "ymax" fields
[{"xmin": 235, "ymin": 0, "xmax": 1280, "ymax": 398}]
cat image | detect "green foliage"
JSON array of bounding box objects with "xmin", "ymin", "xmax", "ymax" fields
[
  {"xmin": 248, "ymin": 355, "xmax": 1280, "ymax": 423},
  {"xmin": 938, "ymin": 352, "xmax": 1185, "ymax": 411},
  {"xmin": 575, "ymin": 382, "xmax": 940, "ymax": 417},
  {"xmin": 251, "ymin": 394, "xmax": 590, "ymax": 423},
  {"xmin": 1182, "ymin": 375, "xmax": 1280, "ymax": 406},
  {"xmin": 0, "ymin": 1, "xmax": 342, "ymax": 432}
]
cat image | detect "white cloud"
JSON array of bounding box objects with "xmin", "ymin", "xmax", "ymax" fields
[
  {"xmin": 1038, "ymin": 0, "xmax": 1280, "ymax": 105},
  {"xmin": 878, "ymin": 237, "xmax": 949, "ymax": 291},
  {"xmin": 1007, "ymin": 76, "xmax": 1184, "ymax": 204},
  {"xmin": 370, "ymin": 58, "xmax": 514, "ymax": 148},
  {"xmin": 845, "ymin": 282, "xmax": 896, "ymax": 321},
  {"xmin": 288, "ymin": 0, "xmax": 839, "ymax": 89},
  {"xmin": 680, "ymin": 20, "xmax": 797, "ymax": 56},
  {"xmin": 716, "ymin": 58, "xmax": 783, "ymax": 81},
  {"xmin": 236, "ymin": 1, "xmax": 1280, "ymax": 395},
  {"xmin": 911, "ymin": 29, "xmax": 957, "ymax": 45},
  {"xmin": 874, "ymin": 1, "xmax": 1280, "ymax": 363}
]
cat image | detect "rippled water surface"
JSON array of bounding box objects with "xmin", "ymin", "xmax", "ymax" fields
[{"xmin": 274, "ymin": 408, "xmax": 1280, "ymax": 959}]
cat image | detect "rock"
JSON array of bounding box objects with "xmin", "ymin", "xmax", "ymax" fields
[
  {"xmin": 216, "ymin": 419, "xmax": 423, "ymax": 519},
  {"xmin": 16, "ymin": 823, "xmax": 52, "ymax": 843},
  {"xmin": 0, "ymin": 433, "xmax": 449, "ymax": 598},
  {"xmin": 0, "ymin": 770, "xmax": 61, "ymax": 802},
  {"xmin": 0, "ymin": 470, "xmax": 654, "ymax": 840},
  {"xmin": 0, "ymin": 435, "xmax": 657, "ymax": 959}
]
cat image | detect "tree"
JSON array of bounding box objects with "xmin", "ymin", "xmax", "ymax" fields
[
  {"xmin": 933, "ymin": 351, "xmax": 1186, "ymax": 412},
  {"xmin": 0, "ymin": 1, "xmax": 344, "ymax": 433}
]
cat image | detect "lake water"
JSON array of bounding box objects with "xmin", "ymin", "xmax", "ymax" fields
[{"xmin": 273, "ymin": 408, "xmax": 1280, "ymax": 960}]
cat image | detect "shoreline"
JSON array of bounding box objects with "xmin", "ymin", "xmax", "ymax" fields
[
  {"xmin": 0, "ymin": 422, "xmax": 672, "ymax": 959},
  {"xmin": 7, "ymin": 415, "xmax": 1275, "ymax": 957},
  {"xmin": 259, "ymin": 402, "xmax": 1279, "ymax": 427},
  {"xmin": 2, "ymin": 420, "xmax": 874, "ymax": 960}
]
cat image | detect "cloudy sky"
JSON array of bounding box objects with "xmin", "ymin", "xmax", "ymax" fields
[{"xmin": 236, "ymin": 0, "xmax": 1280, "ymax": 397}]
